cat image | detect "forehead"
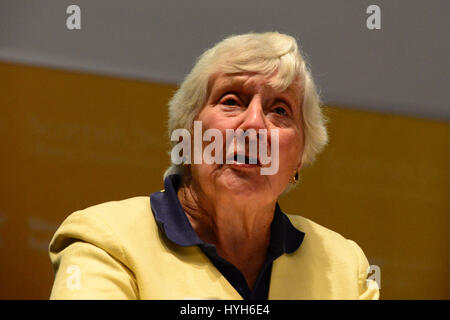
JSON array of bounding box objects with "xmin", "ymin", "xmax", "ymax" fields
[{"xmin": 208, "ymin": 72, "xmax": 303, "ymax": 105}]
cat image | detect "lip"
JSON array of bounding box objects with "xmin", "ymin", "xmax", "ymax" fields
[
  {"xmin": 228, "ymin": 160, "xmax": 260, "ymax": 169},
  {"xmin": 225, "ymin": 153, "xmax": 261, "ymax": 167}
]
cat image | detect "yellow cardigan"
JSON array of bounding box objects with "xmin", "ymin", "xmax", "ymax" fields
[{"xmin": 48, "ymin": 196, "xmax": 379, "ymax": 299}]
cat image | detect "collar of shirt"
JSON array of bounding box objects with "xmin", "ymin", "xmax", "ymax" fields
[{"xmin": 149, "ymin": 174, "xmax": 305, "ymax": 255}]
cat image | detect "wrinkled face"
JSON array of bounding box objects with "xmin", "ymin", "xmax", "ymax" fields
[{"xmin": 190, "ymin": 72, "xmax": 304, "ymax": 204}]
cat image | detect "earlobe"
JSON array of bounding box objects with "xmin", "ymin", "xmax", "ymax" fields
[
  {"xmin": 293, "ymin": 171, "xmax": 299, "ymax": 184},
  {"xmin": 297, "ymin": 160, "xmax": 303, "ymax": 172},
  {"xmin": 290, "ymin": 167, "xmax": 300, "ymax": 184}
]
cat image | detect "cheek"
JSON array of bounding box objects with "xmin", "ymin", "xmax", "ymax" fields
[
  {"xmin": 277, "ymin": 131, "xmax": 303, "ymax": 170},
  {"xmin": 198, "ymin": 109, "xmax": 224, "ymax": 132}
]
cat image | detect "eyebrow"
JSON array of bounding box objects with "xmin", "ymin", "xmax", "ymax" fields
[
  {"xmin": 207, "ymin": 77, "xmax": 246, "ymax": 102},
  {"xmin": 213, "ymin": 75, "xmax": 248, "ymax": 90},
  {"xmin": 210, "ymin": 74, "xmax": 301, "ymax": 112},
  {"xmin": 212, "ymin": 74, "xmax": 273, "ymax": 99}
]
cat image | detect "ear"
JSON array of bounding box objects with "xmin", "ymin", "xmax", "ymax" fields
[{"xmin": 297, "ymin": 159, "xmax": 303, "ymax": 172}]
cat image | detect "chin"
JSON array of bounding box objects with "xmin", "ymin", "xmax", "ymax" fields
[{"xmin": 217, "ymin": 167, "xmax": 269, "ymax": 199}]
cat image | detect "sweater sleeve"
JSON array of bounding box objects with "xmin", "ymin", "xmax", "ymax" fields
[
  {"xmin": 48, "ymin": 210, "xmax": 139, "ymax": 299},
  {"xmin": 347, "ymin": 239, "xmax": 380, "ymax": 300}
]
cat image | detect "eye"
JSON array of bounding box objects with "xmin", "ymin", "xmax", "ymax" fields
[
  {"xmin": 223, "ymin": 98, "xmax": 239, "ymax": 106},
  {"xmin": 220, "ymin": 95, "xmax": 240, "ymax": 106},
  {"xmin": 273, "ymin": 106, "xmax": 288, "ymax": 116}
]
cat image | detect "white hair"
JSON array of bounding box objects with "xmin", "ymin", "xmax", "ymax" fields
[{"xmin": 164, "ymin": 31, "xmax": 328, "ymax": 181}]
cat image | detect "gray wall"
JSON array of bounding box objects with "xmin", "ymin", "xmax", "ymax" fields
[{"xmin": 0, "ymin": 0, "xmax": 448, "ymax": 120}]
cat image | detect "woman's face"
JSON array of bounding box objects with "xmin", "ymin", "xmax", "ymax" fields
[{"xmin": 190, "ymin": 72, "xmax": 304, "ymax": 204}]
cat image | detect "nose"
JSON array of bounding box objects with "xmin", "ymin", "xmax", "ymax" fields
[
  {"xmin": 235, "ymin": 95, "xmax": 273, "ymax": 164},
  {"xmin": 238, "ymin": 94, "xmax": 268, "ymax": 132}
]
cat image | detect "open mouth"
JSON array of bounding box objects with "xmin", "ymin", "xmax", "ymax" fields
[{"xmin": 226, "ymin": 153, "xmax": 261, "ymax": 166}]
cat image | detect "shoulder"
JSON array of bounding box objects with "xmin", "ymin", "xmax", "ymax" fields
[
  {"xmin": 53, "ymin": 196, "xmax": 153, "ymax": 237},
  {"xmin": 285, "ymin": 213, "xmax": 369, "ymax": 268},
  {"xmin": 76, "ymin": 196, "xmax": 151, "ymax": 222},
  {"xmin": 286, "ymin": 213, "xmax": 348, "ymax": 244},
  {"xmin": 274, "ymin": 213, "xmax": 379, "ymax": 299},
  {"xmin": 48, "ymin": 197, "xmax": 152, "ymax": 299},
  {"xmin": 72, "ymin": 196, "xmax": 151, "ymax": 229},
  {"xmin": 49, "ymin": 196, "xmax": 155, "ymax": 264}
]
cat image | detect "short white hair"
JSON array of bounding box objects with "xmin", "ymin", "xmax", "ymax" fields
[{"xmin": 164, "ymin": 31, "xmax": 328, "ymax": 179}]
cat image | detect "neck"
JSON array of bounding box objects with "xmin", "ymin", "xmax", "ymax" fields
[
  {"xmin": 177, "ymin": 178, "xmax": 275, "ymax": 289},
  {"xmin": 178, "ymin": 178, "xmax": 274, "ymax": 247}
]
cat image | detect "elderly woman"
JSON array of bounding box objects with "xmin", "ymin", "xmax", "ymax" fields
[{"xmin": 49, "ymin": 32, "xmax": 379, "ymax": 299}]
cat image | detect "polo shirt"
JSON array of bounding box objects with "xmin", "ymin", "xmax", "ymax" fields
[{"xmin": 150, "ymin": 174, "xmax": 305, "ymax": 300}]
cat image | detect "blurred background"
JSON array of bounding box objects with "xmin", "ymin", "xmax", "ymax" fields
[{"xmin": 0, "ymin": 0, "xmax": 448, "ymax": 299}]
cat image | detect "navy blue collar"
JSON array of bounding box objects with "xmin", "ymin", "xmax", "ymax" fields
[{"xmin": 150, "ymin": 174, "xmax": 305, "ymax": 254}]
